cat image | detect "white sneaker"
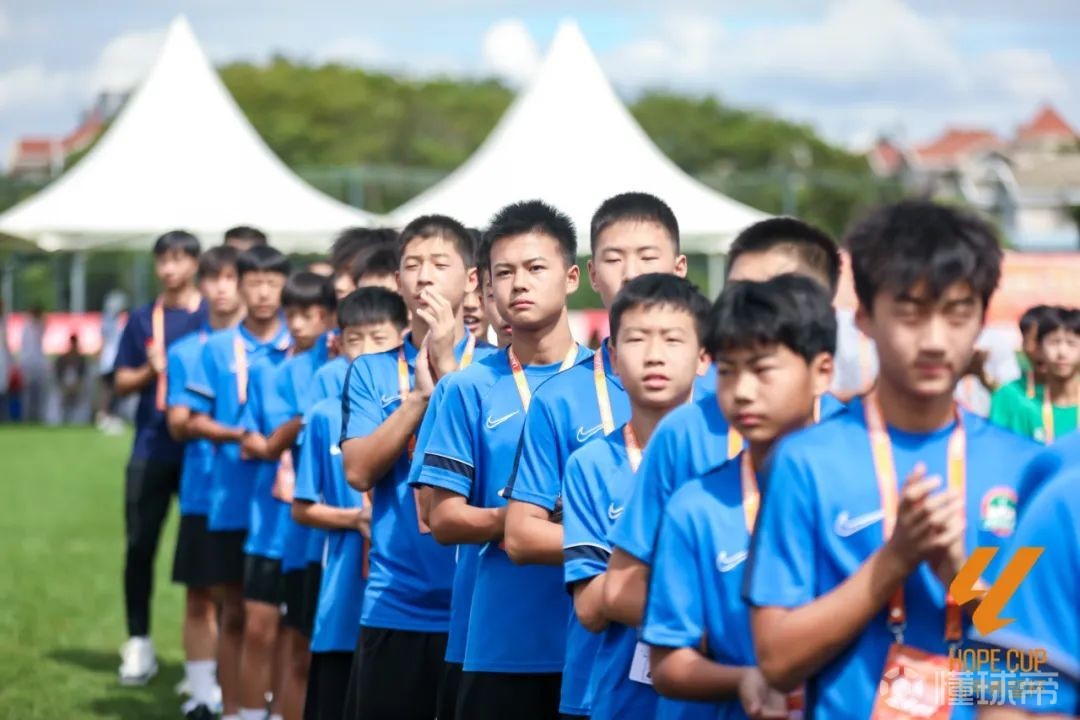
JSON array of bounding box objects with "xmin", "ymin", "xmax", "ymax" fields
[
  {"xmin": 175, "ymin": 678, "xmax": 191, "ymax": 696},
  {"xmin": 118, "ymin": 637, "xmax": 158, "ymax": 686}
]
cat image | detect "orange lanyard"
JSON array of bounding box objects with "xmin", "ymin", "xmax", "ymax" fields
[
  {"xmin": 1041, "ymin": 388, "xmax": 1079, "ymax": 444},
  {"xmin": 507, "ymin": 343, "xmax": 578, "ymax": 413},
  {"xmin": 594, "ymin": 349, "xmax": 616, "ymax": 436},
  {"xmin": 864, "ymin": 392, "xmax": 965, "ymax": 644},
  {"xmin": 151, "ymin": 294, "xmax": 201, "ymax": 411},
  {"xmin": 233, "ymin": 335, "xmax": 249, "ymax": 406},
  {"xmin": 726, "ymin": 396, "xmax": 819, "ymax": 460},
  {"xmin": 739, "ymin": 451, "xmax": 761, "ymax": 533},
  {"xmin": 1026, "ymin": 371, "xmax": 1036, "ymax": 400},
  {"xmin": 624, "ymin": 423, "xmax": 642, "ymax": 472},
  {"xmin": 400, "ymin": 334, "xmax": 478, "ymax": 458}
]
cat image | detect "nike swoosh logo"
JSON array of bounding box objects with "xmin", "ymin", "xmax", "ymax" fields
[
  {"xmin": 608, "ymin": 503, "xmax": 624, "ymax": 521},
  {"xmin": 834, "ymin": 509, "xmax": 884, "ymax": 538},
  {"xmin": 380, "ymin": 393, "xmax": 401, "ymax": 408},
  {"xmin": 716, "ymin": 551, "xmax": 748, "ymax": 573},
  {"xmin": 576, "ymin": 424, "xmax": 604, "ymax": 443},
  {"xmin": 329, "ymin": 444, "xmax": 341, "ymax": 457},
  {"xmin": 485, "ymin": 411, "xmax": 520, "ymax": 429}
]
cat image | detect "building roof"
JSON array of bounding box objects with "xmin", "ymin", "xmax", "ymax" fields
[
  {"xmin": 1017, "ymin": 105, "xmax": 1077, "ymax": 143},
  {"xmin": 913, "ymin": 129, "xmax": 1002, "ymax": 168}
]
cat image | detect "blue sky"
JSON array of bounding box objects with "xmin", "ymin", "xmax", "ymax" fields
[{"xmin": 2, "ymin": 0, "xmax": 1079, "ymax": 167}]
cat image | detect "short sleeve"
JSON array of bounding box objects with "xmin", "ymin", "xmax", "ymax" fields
[
  {"xmin": 166, "ymin": 345, "xmax": 190, "ymax": 408},
  {"xmin": 264, "ymin": 361, "xmax": 299, "ymax": 431},
  {"xmin": 562, "ymin": 454, "xmax": 611, "ymax": 588},
  {"xmin": 185, "ymin": 341, "xmax": 217, "ymax": 414},
  {"xmin": 407, "ymin": 380, "xmax": 448, "ymax": 489},
  {"xmin": 341, "ymin": 359, "xmax": 382, "ymax": 443},
  {"xmin": 743, "ymin": 446, "xmax": 819, "ymax": 608},
  {"xmin": 505, "ymin": 398, "xmax": 562, "ymax": 511},
  {"xmin": 642, "ymin": 500, "xmax": 706, "ymax": 649},
  {"xmin": 114, "ymin": 313, "xmax": 147, "ymax": 371},
  {"xmin": 294, "ymin": 408, "xmax": 327, "ymax": 503},
  {"xmin": 416, "ymin": 377, "xmax": 478, "ymax": 499},
  {"xmin": 608, "ymin": 424, "xmax": 679, "ymax": 565}
]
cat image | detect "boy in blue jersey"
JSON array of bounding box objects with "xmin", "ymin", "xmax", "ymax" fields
[
  {"xmin": 292, "ymin": 287, "xmax": 408, "ymax": 720},
  {"xmin": 419, "ymin": 200, "xmax": 590, "ymax": 720},
  {"xmin": 745, "ymin": 200, "xmax": 1041, "ymax": 720},
  {"xmin": 503, "ymin": 192, "xmax": 701, "ymax": 718},
  {"xmin": 970, "ymin": 469, "xmax": 1080, "ymax": 719},
  {"xmin": 113, "ymin": 229, "xmax": 206, "ymax": 685},
  {"xmin": 605, "ymin": 216, "xmax": 844, "ymax": 645},
  {"xmin": 562, "ymin": 274, "xmax": 710, "ymax": 720},
  {"xmin": 187, "ymin": 245, "xmax": 292, "ymax": 720},
  {"xmin": 350, "ymin": 240, "xmax": 402, "ymax": 294},
  {"xmin": 644, "ymin": 275, "xmax": 836, "ymax": 720},
  {"xmin": 339, "ymin": 214, "xmax": 487, "ymax": 720},
  {"xmin": 166, "ymin": 246, "xmax": 245, "ymax": 718},
  {"xmin": 229, "ymin": 271, "xmax": 336, "ymax": 720}
]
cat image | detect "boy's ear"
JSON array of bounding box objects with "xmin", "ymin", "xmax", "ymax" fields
[
  {"xmin": 465, "ymin": 266, "xmax": 479, "ymax": 294},
  {"xmin": 695, "ymin": 347, "xmax": 710, "ymax": 377},
  {"xmin": 810, "ymin": 352, "xmax": 835, "ymax": 398},
  {"xmin": 565, "ymin": 263, "xmax": 580, "ymax": 295},
  {"xmin": 586, "ymin": 258, "xmax": 599, "ymax": 292},
  {"xmin": 854, "ymin": 304, "xmax": 872, "ymax": 338},
  {"xmin": 673, "ymin": 254, "xmax": 688, "ymax": 279}
]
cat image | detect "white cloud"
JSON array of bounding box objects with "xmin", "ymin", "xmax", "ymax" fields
[
  {"xmin": 0, "ymin": 5, "xmax": 10, "ymax": 38},
  {"xmin": 481, "ymin": 18, "xmax": 540, "ymax": 84},
  {"xmin": 91, "ymin": 28, "xmax": 165, "ymax": 93},
  {"xmin": 0, "ymin": 63, "xmax": 80, "ymax": 112}
]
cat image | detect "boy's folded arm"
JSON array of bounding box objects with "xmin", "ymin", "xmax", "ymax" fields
[
  {"xmin": 602, "ymin": 548, "xmax": 649, "ymax": 627},
  {"xmin": 649, "ymin": 645, "xmax": 748, "ymax": 702},
  {"xmin": 342, "ymin": 396, "xmax": 426, "ymax": 492},
  {"xmin": 265, "ymin": 417, "xmax": 302, "ymax": 458},
  {"xmin": 290, "ymin": 499, "xmax": 362, "ymax": 531},
  {"xmin": 570, "ymin": 575, "xmax": 608, "ymax": 633},
  {"xmin": 187, "ymin": 413, "xmax": 243, "ymax": 444},
  {"xmin": 504, "ymin": 500, "xmax": 564, "ymax": 566},
  {"xmin": 427, "ymin": 488, "xmax": 505, "ymax": 546}
]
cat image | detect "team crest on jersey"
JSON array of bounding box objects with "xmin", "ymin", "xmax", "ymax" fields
[{"xmin": 980, "ymin": 486, "xmax": 1018, "ymax": 537}]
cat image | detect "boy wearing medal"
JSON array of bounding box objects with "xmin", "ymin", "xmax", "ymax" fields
[
  {"xmin": 338, "ymin": 215, "xmax": 488, "ymax": 720},
  {"xmin": 745, "ymin": 200, "xmax": 1040, "ymax": 720},
  {"xmin": 418, "ymin": 200, "xmax": 591, "ymax": 720},
  {"xmin": 561, "ymin": 273, "xmax": 711, "ymax": 720},
  {"xmin": 114, "ymin": 229, "xmax": 206, "ymax": 685}
]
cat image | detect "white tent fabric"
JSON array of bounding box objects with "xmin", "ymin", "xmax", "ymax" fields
[
  {"xmin": 391, "ymin": 20, "xmax": 766, "ymax": 253},
  {"xmin": 0, "ymin": 16, "xmax": 374, "ymax": 252}
]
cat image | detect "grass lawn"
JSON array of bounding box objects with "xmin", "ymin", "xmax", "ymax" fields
[{"xmin": 1, "ymin": 426, "xmax": 186, "ymax": 719}]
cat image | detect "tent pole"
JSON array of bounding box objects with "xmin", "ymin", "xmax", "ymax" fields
[
  {"xmin": 70, "ymin": 250, "xmax": 87, "ymax": 313},
  {"xmin": 706, "ymin": 253, "xmax": 727, "ymax": 301},
  {"xmin": 1, "ymin": 254, "xmax": 14, "ymax": 311}
]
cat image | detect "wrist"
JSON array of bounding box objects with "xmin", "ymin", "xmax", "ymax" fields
[
  {"xmin": 878, "ymin": 541, "xmax": 918, "ymax": 583},
  {"xmin": 406, "ymin": 389, "xmax": 431, "ymax": 405}
]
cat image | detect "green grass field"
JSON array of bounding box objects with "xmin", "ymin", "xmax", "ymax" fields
[{"xmin": 1, "ymin": 426, "xmax": 186, "ymax": 719}]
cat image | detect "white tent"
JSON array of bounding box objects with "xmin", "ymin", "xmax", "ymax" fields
[
  {"xmin": 390, "ymin": 20, "xmax": 766, "ymax": 253},
  {"xmin": 0, "ymin": 16, "xmax": 375, "ymax": 253}
]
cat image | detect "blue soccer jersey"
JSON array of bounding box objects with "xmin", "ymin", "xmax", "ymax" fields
[
  {"xmin": 744, "ymin": 397, "xmax": 1040, "ymax": 720},
  {"xmin": 295, "ymin": 396, "xmax": 367, "ymax": 653},
  {"xmin": 167, "ymin": 331, "xmax": 215, "ymax": 516},
  {"xmin": 969, "ymin": 469, "xmax": 1080, "ymax": 715},
  {"xmin": 1016, "ymin": 432, "xmax": 1080, "ymax": 514},
  {"xmin": 417, "ymin": 343, "xmax": 591, "ymax": 673},
  {"xmin": 644, "ymin": 457, "xmax": 760, "ymax": 720},
  {"xmin": 239, "ymin": 356, "xmax": 292, "ymax": 559},
  {"xmin": 186, "ymin": 322, "xmax": 291, "ymax": 531},
  {"xmin": 609, "ymin": 391, "xmax": 845, "ymax": 567},
  {"xmin": 341, "ymin": 332, "xmax": 483, "ymax": 633}
]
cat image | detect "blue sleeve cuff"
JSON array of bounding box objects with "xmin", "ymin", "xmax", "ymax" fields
[
  {"xmin": 504, "ymin": 486, "xmax": 558, "ymax": 512},
  {"xmin": 608, "ymin": 524, "xmax": 653, "ymax": 565},
  {"xmin": 564, "ymin": 556, "xmax": 606, "ymax": 588},
  {"xmin": 416, "ymin": 466, "xmax": 472, "ymax": 498},
  {"xmin": 641, "ymin": 625, "xmax": 702, "ymax": 650}
]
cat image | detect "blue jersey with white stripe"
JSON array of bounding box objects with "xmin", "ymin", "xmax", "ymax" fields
[{"xmin": 167, "ymin": 332, "xmax": 214, "ymax": 516}]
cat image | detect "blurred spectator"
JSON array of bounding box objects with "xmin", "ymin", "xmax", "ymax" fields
[
  {"xmin": 96, "ymin": 291, "xmax": 128, "ymax": 434},
  {"xmin": 20, "ymin": 305, "xmax": 47, "ymax": 422},
  {"xmin": 0, "ymin": 298, "xmax": 10, "ymax": 422},
  {"xmin": 56, "ymin": 334, "xmax": 87, "ymax": 424}
]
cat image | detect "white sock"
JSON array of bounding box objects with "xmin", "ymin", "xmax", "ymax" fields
[
  {"xmin": 185, "ymin": 660, "xmax": 217, "ymax": 705},
  {"xmin": 221, "ymin": 716, "xmax": 240, "ymax": 720},
  {"xmin": 269, "ymin": 715, "xmax": 283, "ymax": 720},
  {"xmin": 239, "ymin": 709, "xmax": 266, "ymax": 720}
]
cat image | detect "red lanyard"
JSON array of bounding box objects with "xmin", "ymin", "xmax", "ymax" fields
[
  {"xmin": 864, "ymin": 392, "xmax": 965, "ymax": 644},
  {"xmin": 507, "ymin": 343, "xmax": 578, "ymax": 413},
  {"xmin": 151, "ymin": 293, "xmax": 201, "ymax": 411}
]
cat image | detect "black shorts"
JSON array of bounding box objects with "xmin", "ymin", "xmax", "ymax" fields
[
  {"xmin": 342, "ymin": 626, "xmax": 448, "ymax": 720},
  {"xmin": 171, "ymin": 514, "xmax": 218, "ymax": 587},
  {"xmin": 438, "ymin": 661, "xmax": 463, "ymax": 720},
  {"xmin": 282, "ymin": 569, "xmax": 306, "ymax": 631},
  {"xmin": 303, "ymin": 651, "xmax": 353, "ymax": 720},
  {"xmin": 243, "ymin": 554, "xmax": 284, "ymax": 605},
  {"xmin": 300, "ymin": 561, "xmax": 323, "ymax": 637},
  {"xmin": 457, "ymin": 670, "xmax": 561, "ymax": 720},
  {"xmin": 202, "ymin": 529, "xmax": 246, "ymax": 587}
]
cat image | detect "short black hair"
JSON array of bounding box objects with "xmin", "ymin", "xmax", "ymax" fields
[
  {"xmin": 1020, "ymin": 304, "xmax": 1055, "ymax": 336},
  {"xmin": 590, "ymin": 192, "xmax": 680, "ymax": 254},
  {"xmin": 483, "ymin": 200, "xmax": 576, "ymax": 269},
  {"xmin": 350, "ymin": 243, "xmax": 399, "ymax": 284},
  {"xmin": 726, "ymin": 218, "xmax": 840, "ymax": 295},
  {"xmin": 282, "ymin": 271, "xmax": 336, "ymax": 311},
  {"xmin": 197, "ymin": 245, "xmax": 239, "ymax": 281},
  {"xmin": 845, "ymin": 200, "xmax": 1002, "ymax": 314},
  {"xmin": 224, "ymin": 226, "xmax": 267, "ymax": 246},
  {"xmin": 337, "ymin": 287, "xmax": 409, "ymax": 332},
  {"xmin": 609, "ymin": 273, "xmax": 710, "ymax": 344},
  {"xmin": 331, "ymin": 227, "xmax": 394, "ymax": 273},
  {"xmin": 1036, "ymin": 306, "xmax": 1080, "ymax": 343},
  {"xmin": 237, "ymin": 245, "xmax": 291, "ymax": 278},
  {"xmin": 153, "ymin": 230, "xmax": 200, "ymax": 258},
  {"xmin": 398, "ymin": 215, "xmax": 476, "ymax": 268},
  {"xmin": 705, "ymin": 274, "xmax": 837, "ymax": 363}
]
